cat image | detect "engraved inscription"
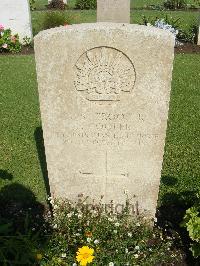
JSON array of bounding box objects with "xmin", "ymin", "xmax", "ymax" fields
[
  {"xmin": 57, "ymin": 112, "xmax": 160, "ymax": 147},
  {"xmin": 74, "ymin": 47, "xmax": 136, "ymax": 101}
]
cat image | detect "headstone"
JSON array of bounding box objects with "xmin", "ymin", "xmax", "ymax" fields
[
  {"xmin": 97, "ymin": 0, "xmax": 130, "ymax": 23},
  {"xmin": 198, "ymin": 26, "xmax": 200, "ymax": 45},
  {"xmin": 0, "ymin": 0, "xmax": 32, "ymax": 42},
  {"xmin": 34, "ymin": 23, "xmax": 175, "ymax": 218}
]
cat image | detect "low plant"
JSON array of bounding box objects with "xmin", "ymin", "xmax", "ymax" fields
[
  {"xmin": 0, "ymin": 218, "xmax": 41, "ymax": 265},
  {"xmin": 22, "ymin": 36, "xmax": 33, "ymax": 47},
  {"xmin": 75, "ymin": 0, "xmax": 96, "ymax": 10},
  {"xmin": 29, "ymin": 0, "xmax": 36, "ymax": 11},
  {"xmin": 163, "ymin": 0, "xmax": 187, "ymax": 9},
  {"xmin": 43, "ymin": 12, "xmax": 72, "ymax": 30},
  {"xmin": 0, "ymin": 25, "xmax": 21, "ymax": 53},
  {"xmin": 181, "ymin": 195, "xmax": 200, "ymax": 258},
  {"xmin": 39, "ymin": 195, "xmax": 184, "ymax": 265}
]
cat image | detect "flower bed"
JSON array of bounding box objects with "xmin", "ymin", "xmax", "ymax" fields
[{"xmin": 0, "ymin": 24, "xmax": 21, "ymax": 53}]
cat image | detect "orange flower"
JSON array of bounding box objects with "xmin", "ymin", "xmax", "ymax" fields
[{"xmin": 85, "ymin": 231, "xmax": 92, "ymax": 237}]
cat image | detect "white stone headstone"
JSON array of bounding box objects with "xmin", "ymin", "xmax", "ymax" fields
[
  {"xmin": 97, "ymin": 0, "xmax": 130, "ymax": 23},
  {"xmin": 34, "ymin": 23, "xmax": 175, "ymax": 218},
  {"xmin": 0, "ymin": 0, "xmax": 32, "ymax": 42}
]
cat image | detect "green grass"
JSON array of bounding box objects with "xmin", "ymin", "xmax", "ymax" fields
[
  {"xmin": 0, "ymin": 55, "xmax": 46, "ymax": 204},
  {"xmin": 0, "ymin": 54, "xmax": 200, "ymax": 211},
  {"xmin": 159, "ymin": 54, "xmax": 200, "ymax": 218},
  {"xmin": 31, "ymin": 9, "xmax": 199, "ymax": 36}
]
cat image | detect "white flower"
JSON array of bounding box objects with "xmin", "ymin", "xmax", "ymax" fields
[
  {"xmin": 114, "ymin": 222, "xmax": 120, "ymax": 227},
  {"xmin": 94, "ymin": 239, "xmax": 99, "ymax": 245},
  {"xmin": 53, "ymin": 224, "xmax": 58, "ymax": 229},
  {"xmin": 109, "ymin": 263, "xmax": 114, "ymax": 266},
  {"xmin": 47, "ymin": 196, "xmax": 52, "ymax": 201},
  {"xmin": 87, "ymin": 237, "xmax": 91, "ymax": 243},
  {"xmin": 67, "ymin": 213, "xmax": 72, "ymax": 218},
  {"xmin": 134, "ymin": 254, "xmax": 139, "ymax": 258},
  {"xmin": 108, "ymin": 217, "xmax": 113, "ymax": 222},
  {"xmin": 113, "ymin": 230, "xmax": 117, "ymax": 234},
  {"xmin": 53, "ymin": 205, "xmax": 58, "ymax": 209},
  {"xmin": 154, "ymin": 19, "xmax": 178, "ymax": 38},
  {"xmin": 72, "ymin": 264, "xmax": 77, "ymax": 266},
  {"xmin": 135, "ymin": 245, "xmax": 140, "ymax": 250},
  {"xmin": 78, "ymin": 213, "xmax": 82, "ymax": 218},
  {"xmin": 136, "ymin": 222, "xmax": 140, "ymax": 227},
  {"xmin": 125, "ymin": 248, "xmax": 128, "ymax": 254},
  {"xmin": 61, "ymin": 253, "xmax": 66, "ymax": 258},
  {"xmin": 128, "ymin": 232, "xmax": 132, "ymax": 237},
  {"xmin": 2, "ymin": 43, "xmax": 8, "ymax": 49},
  {"xmin": 75, "ymin": 233, "xmax": 80, "ymax": 236}
]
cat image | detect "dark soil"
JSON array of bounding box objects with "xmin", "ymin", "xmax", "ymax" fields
[
  {"xmin": 0, "ymin": 46, "xmax": 34, "ymax": 56},
  {"xmin": 175, "ymin": 43, "xmax": 200, "ymax": 54}
]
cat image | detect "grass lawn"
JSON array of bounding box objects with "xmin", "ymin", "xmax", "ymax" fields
[
  {"xmin": 32, "ymin": 9, "xmax": 200, "ymax": 36},
  {"xmin": 0, "ymin": 53, "xmax": 200, "ymax": 214},
  {"xmin": 0, "ymin": 56, "xmax": 46, "ymax": 204}
]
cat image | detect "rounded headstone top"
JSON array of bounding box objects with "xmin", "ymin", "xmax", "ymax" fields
[{"xmin": 34, "ymin": 23, "xmax": 175, "ymax": 45}]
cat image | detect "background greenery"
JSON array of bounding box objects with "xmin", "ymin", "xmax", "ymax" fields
[
  {"xmin": 34, "ymin": 0, "xmax": 200, "ymax": 9},
  {"xmin": 31, "ymin": 9, "xmax": 200, "ymax": 36}
]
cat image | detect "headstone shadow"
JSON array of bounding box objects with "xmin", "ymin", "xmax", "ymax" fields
[
  {"xmin": 34, "ymin": 126, "xmax": 50, "ymax": 197},
  {"xmin": 0, "ymin": 181, "xmax": 46, "ymax": 233},
  {"xmin": 157, "ymin": 175, "xmax": 200, "ymax": 266}
]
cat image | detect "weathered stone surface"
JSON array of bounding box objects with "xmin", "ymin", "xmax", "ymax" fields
[
  {"xmin": 97, "ymin": 0, "xmax": 130, "ymax": 23},
  {"xmin": 198, "ymin": 27, "xmax": 200, "ymax": 45},
  {"xmin": 0, "ymin": 0, "xmax": 32, "ymax": 42},
  {"xmin": 34, "ymin": 23, "xmax": 175, "ymax": 218}
]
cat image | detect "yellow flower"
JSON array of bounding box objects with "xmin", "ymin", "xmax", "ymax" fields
[
  {"xmin": 36, "ymin": 253, "xmax": 43, "ymax": 260},
  {"xmin": 76, "ymin": 246, "xmax": 95, "ymax": 266}
]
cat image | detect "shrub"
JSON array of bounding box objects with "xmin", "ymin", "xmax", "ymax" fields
[
  {"xmin": 47, "ymin": 0, "xmax": 66, "ymax": 10},
  {"xmin": 43, "ymin": 12, "xmax": 72, "ymax": 30},
  {"xmin": 0, "ymin": 218, "xmax": 41, "ymax": 265},
  {"xmin": 181, "ymin": 196, "xmax": 200, "ymax": 258},
  {"xmin": 0, "ymin": 25, "xmax": 21, "ymax": 53},
  {"xmin": 75, "ymin": 0, "xmax": 96, "ymax": 10},
  {"xmin": 163, "ymin": 0, "xmax": 187, "ymax": 9},
  {"xmin": 141, "ymin": 15, "xmax": 197, "ymax": 43}
]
